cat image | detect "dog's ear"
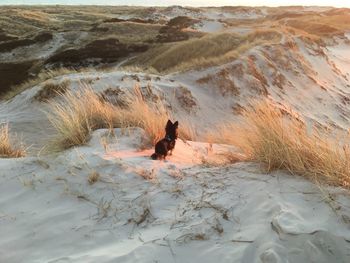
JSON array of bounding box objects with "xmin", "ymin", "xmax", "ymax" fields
[
  {"xmin": 166, "ymin": 120, "xmax": 173, "ymax": 129},
  {"xmin": 173, "ymin": 121, "xmax": 179, "ymax": 128}
]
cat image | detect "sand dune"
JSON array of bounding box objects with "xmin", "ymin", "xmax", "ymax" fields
[
  {"xmin": 1, "ymin": 5, "xmax": 350, "ymax": 263},
  {"xmin": 1, "ymin": 129, "xmax": 349, "ymax": 263}
]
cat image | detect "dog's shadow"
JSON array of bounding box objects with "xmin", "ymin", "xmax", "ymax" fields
[{"xmin": 103, "ymin": 149, "xmax": 154, "ymax": 160}]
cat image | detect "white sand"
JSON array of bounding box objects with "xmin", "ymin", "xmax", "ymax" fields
[
  {"xmin": 192, "ymin": 20, "xmax": 224, "ymax": 33},
  {"xmin": 1, "ymin": 128, "xmax": 349, "ymax": 263}
]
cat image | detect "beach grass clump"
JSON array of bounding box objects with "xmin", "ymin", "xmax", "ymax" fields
[
  {"xmin": 206, "ymin": 100, "xmax": 350, "ymax": 188},
  {"xmin": 0, "ymin": 124, "xmax": 26, "ymax": 158},
  {"xmin": 47, "ymin": 84, "xmax": 190, "ymax": 150}
]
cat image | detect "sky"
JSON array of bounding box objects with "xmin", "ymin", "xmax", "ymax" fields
[{"xmin": 0, "ymin": 0, "xmax": 349, "ymax": 7}]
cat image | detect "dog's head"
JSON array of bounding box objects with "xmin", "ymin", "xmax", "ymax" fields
[{"xmin": 165, "ymin": 120, "xmax": 179, "ymax": 140}]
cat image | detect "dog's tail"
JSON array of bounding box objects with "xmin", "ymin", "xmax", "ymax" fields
[{"xmin": 151, "ymin": 153, "xmax": 158, "ymax": 160}]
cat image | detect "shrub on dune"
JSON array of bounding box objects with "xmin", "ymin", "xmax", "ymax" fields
[
  {"xmin": 0, "ymin": 124, "xmax": 26, "ymax": 158},
  {"xmin": 207, "ymin": 100, "xmax": 350, "ymax": 188}
]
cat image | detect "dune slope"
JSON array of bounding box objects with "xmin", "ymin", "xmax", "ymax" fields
[{"xmin": 0, "ymin": 129, "xmax": 349, "ymax": 262}]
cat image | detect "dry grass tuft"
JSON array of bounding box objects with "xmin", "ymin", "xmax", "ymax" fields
[
  {"xmin": 177, "ymin": 119, "xmax": 197, "ymax": 141},
  {"xmin": 47, "ymin": 87, "xmax": 102, "ymax": 149},
  {"xmin": 47, "ymin": 84, "xmax": 192, "ymax": 150},
  {"xmin": 207, "ymin": 100, "xmax": 350, "ymax": 188},
  {"xmin": 88, "ymin": 170, "xmax": 100, "ymax": 185},
  {"xmin": 123, "ymin": 85, "xmax": 170, "ymax": 145},
  {"xmin": 0, "ymin": 124, "xmax": 26, "ymax": 158}
]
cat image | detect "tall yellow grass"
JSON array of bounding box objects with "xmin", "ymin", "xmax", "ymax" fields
[
  {"xmin": 123, "ymin": 85, "xmax": 169, "ymax": 145},
  {"xmin": 207, "ymin": 100, "xmax": 350, "ymax": 188},
  {"xmin": 0, "ymin": 124, "xmax": 26, "ymax": 158},
  {"xmin": 47, "ymin": 87, "xmax": 99, "ymax": 149},
  {"xmin": 47, "ymin": 84, "xmax": 191, "ymax": 150}
]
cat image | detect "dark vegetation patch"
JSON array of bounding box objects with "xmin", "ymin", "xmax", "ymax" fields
[
  {"xmin": 176, "ymin": 85, "xmax": 198, "ymax": 113},
  {"xmin": 103, "ymin": 17, "xmax": 157, "ymax": 24},
  {"xmin": 99, "ymin": 87, "xmax": 130, "ymax": 108},
  {"xmin": 121, "ymin": 74, "xmax": 141, "ymax": 82},
  {"xmin": 247, "ymin": 55, "xmax": 269, "ymax": 96},
  {"xmin": 45, "ymin": 38, "xmax": 149, "ymax": 68},
  {"xmin": 197, "ymin": 68, "xmax": 240, "ymax": 96},
  {"xmin": 155, "ymin": 16, "xmax": 198, "ymax": 43},
  {"xmin": 99, "ymin": 84, "xmax": 163, "ymax": 109},
  {"xmin": 139, "ymin": 84, "xmax": 162, "ymax": 103},
  {"xmin": 0, "ymin": 32, "xmax": 53, "ymax": 53},
  {"xmin": 0, "ymin": 61, "xmax": 36, "ymax": 96},
  {"xmin": 167, "ymin": 16, "xmax": 198, "ymax": 29},
  {"xmin": 89, "ymin": 26, "xmax": 109, "ymax": 32},
  {"xmin": 33, "ymin": 79, "xmax": 70, "ymax": 102},
  {"xmin": 232, "ymin": 103, "xmax": 245, "ymax": 115},
  {"xmin": 0, "ymin": 33, "xmax": 18, "ymax": 42},
  {"xmin": 0, "ymin": 39, "xmax": 35, "ymax": 53},
  {"xmin": 156, "ymin": 29, "xmax": 189, "ymax": 43},
  {"xmin": 103, "ymin": 18, "xmax": 125, "ymax": 23},
  {"xmin": 34, "ymin": 32, "xmax": 53, "ymax": 42}
]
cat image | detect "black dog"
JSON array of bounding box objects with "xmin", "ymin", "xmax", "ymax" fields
[{"xmin": 151, "ymin": 120, "xmax": 179, "ymax": 160}]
